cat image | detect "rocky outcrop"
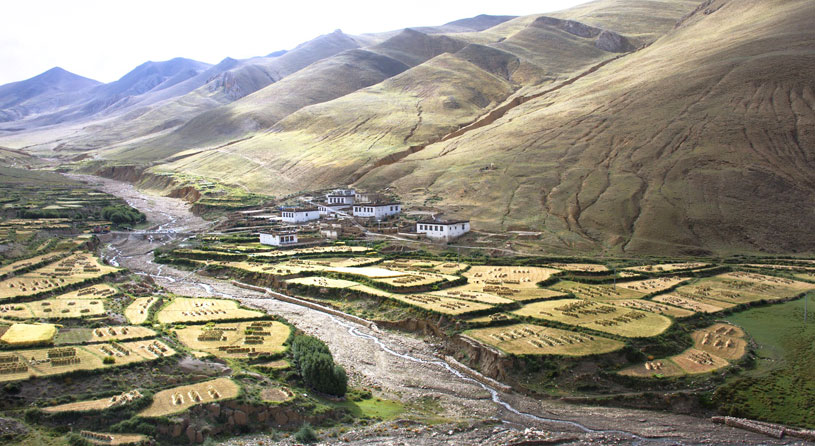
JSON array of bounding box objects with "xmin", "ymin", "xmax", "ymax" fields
[{"xmin": 595, "ymin": 30, "xmax": 635, "ymax": 53}]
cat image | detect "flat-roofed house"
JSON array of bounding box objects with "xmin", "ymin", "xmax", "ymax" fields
[
  {"xmin": 417, "ymin": 219, "xmax": 470, "ymax": 241},
  {"xmin": 281, "ymin": 207, "xmax": 320, "ymax": 223},
  {"xmin": 259, "ymin": 231, "xmax": 298, "ymax": 246},
  {"xmin": 353, "ymin": 202, "xmax": 401, "ymax": 221},
  {"xmin": 326, "ymin": 194, "xmax": 355, "ymax": 205}
]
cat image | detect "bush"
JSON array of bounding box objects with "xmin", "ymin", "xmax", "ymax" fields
[
  {"xmin": 67, "ymin": 433, "xmax": 90, "ymax": 446},
  {"xmin": 295, "ymin": 423, "xmax": 318, "ymax": 443},
  {"xmin": 291, "ymin": 335, "xmax": 348, "ymax": 396},
  {"xmin": 101, "ymin": 205, "xmax": 146, "ymax": 226},
  {"xmin": 103, "ymin": 356, "xmax": 115, "ymax": 364}
]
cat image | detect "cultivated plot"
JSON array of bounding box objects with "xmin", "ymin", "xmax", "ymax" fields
[
  {"xmin": 512, "ymin": 299, "xmax": 673, "ymax": 338},
  {"xmin": 615, "ymin": 277, "xmax": 688, "ymax": 293},
  {"xmin": 652, "ymin": 293, "xmax": 729, "ymax": 313},
  {"xmin": 156, "ymin": 298, "xmax": 265, "ymax": 324},
  {"xmin": 0, "ymin": 253, "xmax": 120, "ymax": 300},
  {"xmin": 380, "ymin": 259, "xmax": 469, "ymax": 275},
  {"xmin": 619, "ymin": 322, "xmax": 747, "ymax": 377},
  {"xmin": 624, "ymin": 262, "xmax": 709, "ymax": 273},
  {"xmin": 671, "ymin": 272, "xmax": 814, "ymax": 307},
  {"xmin": 124, "ymin": 296, "xmax": 161, "ymax": 324},
  {"xmin": 173, "ymin": 320, "xmax": 290, "ymax": 358},
  {"xmin": 549, "ymin": 281, "xmax": 646, "ymax": 301},
  {"xmin": 0, "ymin": 252, "xmax": 66, "ymax": 277},
  {"xmin": 285, "ymin": 276, "xmax": 392, "ymax": 298},
  {"xmin": 546, "ymin": 263, "xmax": 609, "ymax": 272},
  {"xmin": 465, "ymin": 323, "xmax": 624, "ymax": 356},
  {"xmin": 55, "ymin": 326, "xmax": 157, "ymax": 345},
  {"xmin": 614, "ymin": 299, "xmax": 695, "ymax": 318},
  {"xmin": 460, "ymin": 266, "xmax": 563, "ymax": 301},
  {"xmin": 0, "ymin": 340, "xmax": 175, "ymax": 382},
  {"xmin": 43, "ymin": 390, "xmax": 144, "ymax": 413},
  {"xmin": 0, "ymin": 323, "xmax": 57, "ymax": 346},
  {"xmin": 0, "ymin": 298, "xmax": 106, "ymax": 319},
  {"xmin": 53, "ymin": 284, "xmax": 117, "ymax": 300},
  {"xmin": 139, "ymin": 377, "xmax": 239, "ymax": 417}
]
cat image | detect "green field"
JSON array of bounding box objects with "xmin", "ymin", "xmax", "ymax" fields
[{"xmin": 715, "ymin": 294, "xmax": 815, "ymax": 428}]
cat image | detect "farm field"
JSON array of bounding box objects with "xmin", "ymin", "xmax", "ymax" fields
[
  {"xmin": 388, "ymin": 293, "xmax": 494, "ymax": 316},
  {"xmin": 55, "ymin": 326, "xmax": 157, "ymax": 345},
  {"xmin": 464, "ymin": 313, "xmax": 516, "ymax": 324},
  {"xmin": 624, "ymin": 262, "xmax": 709, "ymax": 273},
  {"xmin": 512, "ymin": 299, "xmax": 672, "ymax": 338},
  {"xmin": 670, "ymin": 272, "xmax": 814, "ymax": 307},
  {"xmin": 546, "ymin": 263, "xmax": 609, "ymax": 272},
  {"xmin": 745, "ymin": 264, "xmax": 815, "ymax": 272},
  {"xmin": 465, "ymin": 323, "xmax": 624, "ymax": 356},
  {"xmin": 0, "ymin": 297, "xmax": 106, "ymax": 319},
  {"xmin": 156, "ymin": 298, "xmax": 265, "ymax": 324},
  {"xmin": 549, "ymin": 281, "xmax": 646, "ymax": 301},
  {"xmin": 261, "ymin": 386, "xmax": 294, "ymax": 403},
  {"xmin": 380, "ymin": 259, "xmax": 469, "ymax": 275},
  {"xmin": 285, "ymin": 276, "xmax": 393, "ymax": 297},
  {"xmin": 252, "ymin": 245, "xmax": 371, "ymax": 259},
  {"xmin": 614, "ymin": 299, "xmax": 695, "ymax": 318},
  {"xmin": 0, "ymin": 252, "xmax": 120, "ymax": 300},
  {"xmin": 0, "ymin": 252, "xmax": 67, "ymax": 277},
  {"xmin": 428, "ymin": 288, "xmax": 514, "ymax": 305},
  {"xmin": 615, "ymin": 277, "xmax": 689, "ymax": 293},
  {"xmin": 460, "ymin": 266, "xmax": 563, "ymax": 301},
  {"xmin": 652, "ymin": 293, "xmax": 729, "ymax": 313},
  {"xmin": 53, "ymin": 284, "xmax": 117, "ymax": 300},
  {"xmin": 77, "ymin": 431, "xmax": 146, "ymax": 445},
  {"xmin": 43, "ymin": 390, "xmax": 144, "ymax": 413},
  {"xmin": 0, "ymin": 339, "xmax": 175, "ymax": 382},
  {"xmin": 124, "ymin": 296, "xmax": 161, "ymax": 324},
  {"xmin": 0, "ymin": 323, "xmax": 57, "ymax": 346},
  {"xmin": 793, "ymin": 273, "xmax": 815, "ymax": 282},
  {"xmin": 139, "ymin": 377, "xmax": 240, "ymax": 417},
  {"xmin": 619, "ymin": 323, "xmax": 746, "ymax": 377},
  {"xmin": 173, "ymin": 320, "xmax": 290, "ymax": 359}
]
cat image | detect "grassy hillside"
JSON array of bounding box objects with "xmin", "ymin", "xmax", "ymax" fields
[{"xmin": 358, "ymin": 0, "xmax": 815, "ymax": 255}]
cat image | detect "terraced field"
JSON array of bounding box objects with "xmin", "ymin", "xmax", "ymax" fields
[
  {"xmin": 156, "ymin": 298, "xmax": 265, "ymax": 324},
  {"xmin": 0, "ymin": 323, "xmax": 57, "ymax": 346},
  {"xmin": 173, "ymin": 320, "xmax": 290, "ymax": 358},
  {"xmin": 465, "ymin": 323, "xmax": 624, "ymax": 356},
  {"xmin": 620, "ymin": 323, "xmax": 746, "ymax": 377},
  {"xmin": 661, "ymin": 272, "xmax": 815, "ymax": 311},
  {"xmin": 124, "ymin": 296, "xmax": 161, "ymax": 324},
  {"xmin": 512, "ymin": 299, "xmax": 672, "ymax": 338},
  {"xmin": 43, "ymin": 390, "xmax": 144, "ymax": 413},
  {"xmin": 459, "ymin": 266, "xmax": 563, "ymax": 301},
  {"xmin": 0, "ymin": 298, "xmax": 106, "ymax": 319},
  {"xmin": 624, "ymin": 263, "xmax": 709, "ymax": 273},
  {"xmin": 0, "ymin": 253, "xmax": 120, "ymax": 300},
  {"xmin": 55, "ymin": 326, "xmax": 157, "ymax": 345},
  {"xmin": 549, "ymin": 281, "xmax": 646, "ymax": 301},
  {"xmin": 139, "ymin": 377, "xmax": 240, "ymax": 417}
]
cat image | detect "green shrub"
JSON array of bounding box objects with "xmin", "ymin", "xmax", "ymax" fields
[
  {"xmin": 295, "ymin": 423, "xmax": 318, "ymax": 443},
  {"xmin": 103, "ymin": 356, "xmax": 115, "ymax": 364},
  {"xmin": 291, "ymin": 335, "xmax": 348, "ymax": 396}
]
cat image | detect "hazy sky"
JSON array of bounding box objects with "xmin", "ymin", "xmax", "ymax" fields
[{"xmin": 0, "ymin": 0, "xmax": 590, "ymax": 85}]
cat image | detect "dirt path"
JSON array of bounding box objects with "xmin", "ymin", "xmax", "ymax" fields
[{"xmin": 68, "ymin": 174, "xmax": 795, "ymax": 445}]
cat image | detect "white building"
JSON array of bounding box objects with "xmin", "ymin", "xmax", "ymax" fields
[
  {"xmin": 417, "ymin": 220, "xmax": 470, "ymax": 241},
  {"xmin": 281, "ymin": 207, "xmax": 320, "ymax": 224},
  {"xmin": 259, "ymin": 231, "xmax": 298, "ymax": 246},
  {"xmin": 326, "ymin": 195, "xmax": 355, "ymax": 205},
  {"xmin": 331, "ymin": 188, "xmax": 356, "ymax": 196},
  {"xmin": 353, "ymin": 202, "xmax": 401, "ymax": 220},
  {"xmin": 317, "ymin": 203, "xmax": 349, "ymax": 216}
]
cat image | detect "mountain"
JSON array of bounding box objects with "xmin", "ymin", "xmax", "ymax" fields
[
  {"xmin": 0, "ymin": 67, "xmax": 100, "ymax": 123},
  {"xmin": 0, "ymin": 0, "xmax": 813, "ymax": 256}
]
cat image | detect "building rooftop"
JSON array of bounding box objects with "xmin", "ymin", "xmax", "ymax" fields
[
  {"xmin": 418, "ymin": 219, "xmax": 469, "ymax": 225},
  {"xmin": 281, "ymin": 207, "xmax": 318, "ymax": 212},
  {"xmin": 356, "ymin": 201, "xmax": 401, "ymax": 207}
]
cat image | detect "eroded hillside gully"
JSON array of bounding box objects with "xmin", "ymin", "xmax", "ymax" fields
[{"xmin": 74, "ymin": 174, "xmax": 791, "ymax": 445}]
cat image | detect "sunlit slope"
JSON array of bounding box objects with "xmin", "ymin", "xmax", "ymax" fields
[
  {"xmin": 157, "ymin": 53, "xmax": 515, "ymax": 190},
  {"xmin": 359, "ymin": 0, "xmax": 815, "ymax": 255}
]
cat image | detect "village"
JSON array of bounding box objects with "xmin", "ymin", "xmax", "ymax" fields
[{"xmin": 229, "ymin": 187, "xmax": 471, "ymax": 248}]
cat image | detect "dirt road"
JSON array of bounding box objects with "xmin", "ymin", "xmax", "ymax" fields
[{"xmin": 71, "ymin": 174, "xmax": 795, "ymax": 445}]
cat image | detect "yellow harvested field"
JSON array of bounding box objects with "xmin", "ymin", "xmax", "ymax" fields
[
  {"xmin": 428, "ymin": 288, "xmax": 514, "ymax": 305},
  {"xmin": 619, "ymin": 323, "xmax": 746, "ymax": 377},
  {"xmin": 794, "ymin": 273, "xmax": 815, "ymax": 282},
  {"xmin": 745, "ymin": 263, "xmax": 815, "ymax": 272},
  {"xmin": 549, "ymin": 281, "xmax": 646, "ymax": 301},
  {"xmin": 0, "ymin": 323, "xmax": 57, "ymax": 346},
  {"xmin": 615, "ymin": 277, "xmax": 689, "ymax": 293},
  {"xmin": 327, "ymin": 266, "xmax": 406, "ymax": 278},
  {"xmin": 614, "ymin": 299, "xmax": 695, "ymax": 318},
  {"xmin": 465, "ymin": 323, "xmax": 623, "ymax": 356},
  {"xmin": 0, "ymin": 253, "xmax": 120, "ymax": 300},
  {"xmin": 285, "ymin": 276, "xmax": 393, "ymax": 297},
  {"xmin": 389, "ymin": 293, "xmax": 494, "ymax": 315},
  {"xmin": 380, "ymin": 259, "xmax": 469, "ymax": 274},
  {"xmin": 691, "ymin": 323, "xmax": 747, "ymax": 361},
  {"xmin": 139, "ymin": 377, "xmax": 239, "ymax": 417},
  {"xmin": 372, "ymin": 271, "xmax": 460, "ymax": 288},
  {"xmin": 652, "ymin": 293, "xmax": 728, "ymax": 313},
  {"xmin": 512, "ymin": 299, "xmax": 673, "ymax": 338},
  {"xmin": 0, "ymin": 252, "xmax": 66, "ymax": 276},
  {"xmin": 461, "ymin": 266, "xmax": 563, "ymax": 301},
  {"xmin": 0, "ymin": 298, "xmax": 105, "ymax": 319},
  {"xmin": 157, "ymin": 298, "xmax": 265, "ymax": 324},
  {"xmin": 53, "ymin": 284, "xmax": 117, "ymax": 300},
  {"xmin": 173, "ymin": 321, "xmax": 290, "ymax": 358},
  {"xmin": 547, "ymin": 263, "xmax": 609, "ymax": 272},
  {"xmin": 77, "ymin": 431, "xmax": 146, "ymax": 445},
  {"xmin": 253, "ymin": 245, "xmax": 371, "ymax": 258},
  {"xmin": 0, "ymin": 339, "xmax": 175, "ymax": 382},
  {"xmin": 261, "ymin": 386, "xmax": 294, "ymax": 403},
  {"xmin": 624, "ymin": 262, "xmax": 709, "ymax": 273},
  {"xmin": 671, "ymin": 272, "xmax": 814, "ymax": 307},
  {"xmin": 43, "ymin": 390, "xmax": 144, "ymax": 413},
  {"xmin": 464, "ymin": 313, "xmax": 515, "ymax": 324},
  {"xmin": 124, "ymin": 296, "xmax": 161, "ymax": 324},
  {"xmin": 88, "ymin": 326, "xmax": 156, "ymax": 343}
]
